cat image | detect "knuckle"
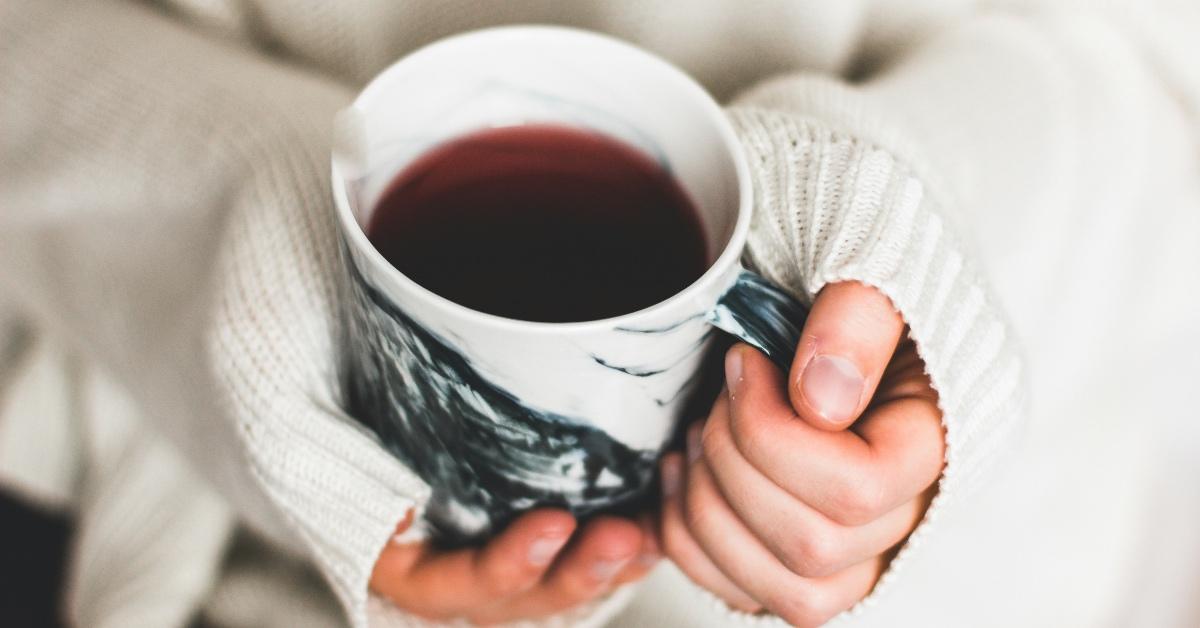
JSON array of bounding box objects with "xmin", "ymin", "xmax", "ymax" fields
[
  {"xmin": 781, "ymin": 525, "xmax": 842, "ymax": 578},
  {"xmin": 828, "ymin": 470, "xmax": 886, "ymax": 525},
  {"xmin": 478, "ymin": 554, "xmax": 540, "ymax": 597},
  {"xmin": 802, "ymin": 589, "xmax": 842, "ymax": 628}
]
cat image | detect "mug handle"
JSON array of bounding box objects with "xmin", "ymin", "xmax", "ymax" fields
[{"xmin": 707, "ymin": 268, "xmax": 809, "ymax": 372}]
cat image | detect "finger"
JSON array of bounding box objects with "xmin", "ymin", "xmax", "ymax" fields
[
  {"xmin": 369, "ymin": 512, "xmax": 423, "ymax": 586},
  {"xmin": 727, "ymin": 345, "xmax": 944, "ymax": 526},
  {"xmin": 871, "ymin": 335, "xmax": 939, "ymax": 407},
  {"xmin": 785, "ymin": 281, "xmax": 905, "ymax": 430},
  {"xmin": 659, "ymin": 452, "xmax": 762, "ymax": 613},
  {"xmin": 473, "ymin": 513, "xmax": 664, "ymax": 624},
  {"xmin": 376, "ymin": 509, "xmax": 575, "ymax": 619},
  {"xmin": 682, "ymin": 451, "xmax": 884, "ymax": 627},
  {"xmin": 611, "ymin": 513, "xmax": 661, "ymax": 586},
  {"xmin": 701, "ymin": 399, "xmax": 927, "ymax": 577},
  {"xmin": 474, "ymin": 509, "xmax": 577, "ymax": 595},
  {"xmin": 473, "ymin": 515, "xmax": 643, "ymax": 623},
  {"xmin": 544, "ymin": 515, "xmax": 641, "ymax": 597}
]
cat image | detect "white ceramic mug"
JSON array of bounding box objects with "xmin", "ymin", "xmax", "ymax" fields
[{"xmin": 332, "ymin": 26, "xmax": 807, "ymax": 545}]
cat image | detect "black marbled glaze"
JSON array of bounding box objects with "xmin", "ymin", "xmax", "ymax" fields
[
  {"xmin": 340, "ymin": 252, "xmax": 658, "ymax": 546},
  {"xmin": 709, "ymin": 270, "xmax": 809, "ymax": 373},
  {"xmin": 339, "ymin": 250, "xmax": 807, "ymax": 546}
]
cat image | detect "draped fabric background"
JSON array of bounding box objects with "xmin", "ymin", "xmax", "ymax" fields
[{"xmin": 1, "ymin": 1, "xmax": 1198, "ymax": 626}]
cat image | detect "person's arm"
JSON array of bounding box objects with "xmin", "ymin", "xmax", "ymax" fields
[
  {"xmin": 663, "ymin": 3, "xmax": 1199, "ymax": 624},
  {"xmin": 0, "ymin": 0, "xmax": 427, "ymax": 623},
  {"xmin": 0, "ymin": 2, "xmax": 655, "ymax": 626}
]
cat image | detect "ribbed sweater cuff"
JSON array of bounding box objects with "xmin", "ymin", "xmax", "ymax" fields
[
  {"xmin": 705, "ymin": 81, "xmax": 1025, "ymax": 624},
  {"xmin": 207, "ymin": 130, "xmax": 433, "ymax": 627}
]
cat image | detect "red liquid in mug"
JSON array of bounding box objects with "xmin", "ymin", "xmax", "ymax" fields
[{"xmin": 367, "ymin": 124, "xmax": 709, "ymax": 323}]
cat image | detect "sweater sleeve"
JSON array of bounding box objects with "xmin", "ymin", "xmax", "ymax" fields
[
  {"xmin": 703, "ymin": 3, "xmax": 1197, "ymax": 624},
  {"xmin": 717, "ymin": 100, "xmax": 1028, "ymax": 625},
  {"xmin": 0, "ymin": 2, "xmax": 655, "ymax": 626},
  {"xmin": 0, "ymin": 1, "xmax": 432, "ymax": 625}
]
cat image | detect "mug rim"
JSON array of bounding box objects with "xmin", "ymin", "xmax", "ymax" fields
[{"xmin": 331, "ymin": 25, "xmax": 753, "ymax": 334}]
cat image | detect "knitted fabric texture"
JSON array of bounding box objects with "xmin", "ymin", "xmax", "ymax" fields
[{"xmin": 5, "ymin": 1, "xmax": 1194, "ymax": 627}]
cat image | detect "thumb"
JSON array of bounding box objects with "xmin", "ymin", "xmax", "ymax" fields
[{"xmin": 787, "ymin": 281, "xmax": 905, "ymax": 430}]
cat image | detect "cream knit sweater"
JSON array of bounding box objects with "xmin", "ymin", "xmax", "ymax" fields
[{"xmin": 1, "ymin": 1, "xmax": 1198, "ymax": 627}]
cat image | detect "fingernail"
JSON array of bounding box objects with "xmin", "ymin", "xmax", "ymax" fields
[
  {"xmin": 686, "ymin": 424, "xmax": 702, "ymax": 464},
  {"xmin": 800, "ymin": 355, "xmax": 864, "ymax": 424},
  {"xmin": 661, "ymin": 458, "xmax": 682, "ymax": 497},
  {"xmin": 725, "ymin": 349, "xmax": 744, "ymax": 397},
  {"xmin": 527, "ymin": 534, "xmax": 569, "ymax": 566},
  {"xmin": 591, "ymin": 556, "xmax": 632, "ymax": 582}
]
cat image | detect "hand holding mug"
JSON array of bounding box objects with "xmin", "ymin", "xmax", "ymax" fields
[
  {"xmin": 333, "ymin": 27, "xmax": 811, "ymax": 547},
  {"xmin": 334, "ymin": 26, "xmax": 879, "ymax": 625},
  {"xmin": 660, "ymin": 282, "xmax": 945, "ymax": 626},
  {"xmin": 371, "ymin": 510, "xmax": 659, "ymax": 624}
]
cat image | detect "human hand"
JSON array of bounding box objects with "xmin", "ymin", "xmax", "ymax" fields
[
  {"xmin": 660, "ymin": 281, "xmax": 944, "ymax": 626},
  {"xmin": 371, "ymin": 509, "xmax": 660, "ymax": 624}
]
